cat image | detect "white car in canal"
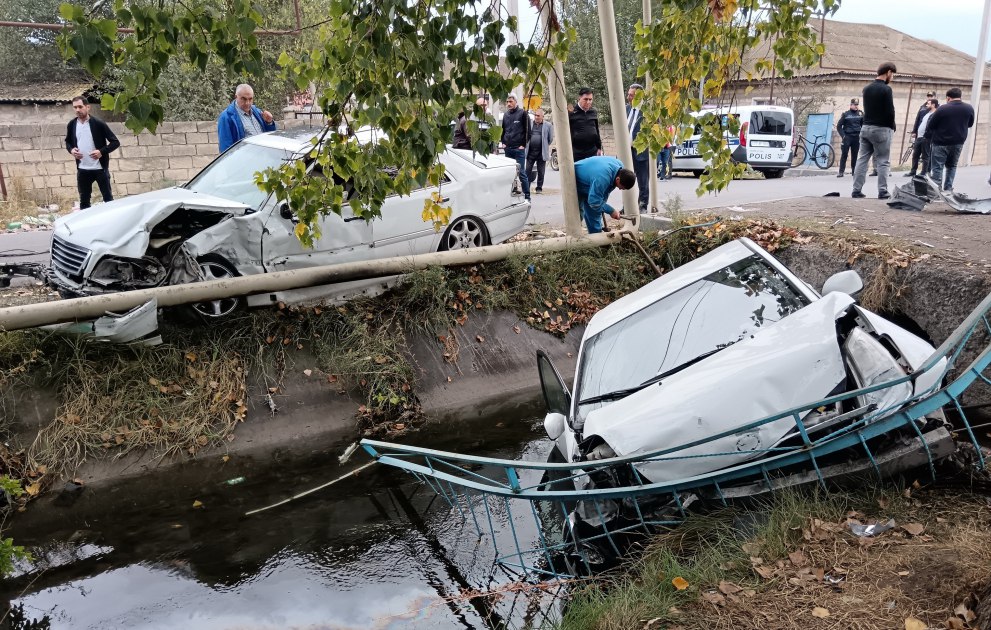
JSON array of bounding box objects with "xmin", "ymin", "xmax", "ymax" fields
[
  {"xmin": 47, "ymin": 128, "xmax": 530, "ymax": 320},
  {"xmin": 538, "ymin": 237, "xmax": 945, "ymax": 487}
]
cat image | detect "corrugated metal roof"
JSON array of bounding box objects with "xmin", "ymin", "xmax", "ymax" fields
[
  {"xmin": 743, "ymin": 19, "xmax": 991, "ymax": 83},
  {"xmin": 0, "ymin": 82, "xmax": 96, "ymax": 104}
]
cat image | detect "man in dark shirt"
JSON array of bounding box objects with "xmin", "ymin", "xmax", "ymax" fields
[
  {"xmin": 924, "ymin": 87, "xmax": 975, "ymax": 192},
  {"xmin": 626, "ymin": 83, "xmax": 650, "ymax": 212},
  {"xmin": 500, "ymin": 93, "xmax": 531, "ymax": 201},
  {"xmin": 569, "ymin": 87, "xmax": 602, "ymax": 163},
  {"xmin": 835, "ymin": 98, "xmax": 863, "ymax": 177},
  {"xmin": 905, "ymin": 90, "xmax": 935, "ymax": 177},
  {"xmin": 852, "ymin": 62, "xmax": 897, "ymax": 200}
]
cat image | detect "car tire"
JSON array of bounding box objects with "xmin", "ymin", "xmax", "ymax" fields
[
  {"xmin": 180, "ymin": 256, "xmax": 246, "ymax": 323},
  {"xmin": 439, "ymin": 216, "xmax": 489, "ymax": 251},
  {"xmin": 692, "ymin": 169, "xmax": 704, "ymax": 178},
  {"xmin": 549, "ymin": 149, "xmax": 560, "ymax": 171},
  {"xmin": 761, "ymin": 168, "xmax": 785, "ymax": 179}
]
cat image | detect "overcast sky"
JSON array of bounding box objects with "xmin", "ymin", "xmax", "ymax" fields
[{"xmin": 516, "ymin": 0, "xmax": 990, "ymax": 59}]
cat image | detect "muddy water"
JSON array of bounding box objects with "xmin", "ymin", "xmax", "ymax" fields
[{"xmin": 3, "ymin": 410, "xmax": 557, "ymax": 629}]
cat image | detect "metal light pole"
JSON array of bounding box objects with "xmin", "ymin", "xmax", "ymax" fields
[
  {"xmin": 538, "ymin": 0, "xmax": 582, "ymax": 237},
  {"xmin": 644, "ymin": 0, "xmax": 658, "ymax": 213},
  {"xmin": 965, "ymin": 0, "xmax": 991, "ymax": 166},
  {"xmin": 597, "ymin": 0, "xmax": 639, "ymax": 222}
]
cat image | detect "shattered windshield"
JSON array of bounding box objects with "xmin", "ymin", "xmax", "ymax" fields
[
  {"xmin": 575, "ymin": 255, "xmax": 810, "ymax": 422},
  {"xmin": 185, "ymin": 142, "xmax": 295, "ymax": 209}
]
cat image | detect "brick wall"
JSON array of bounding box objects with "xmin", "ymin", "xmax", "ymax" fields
[{"xmin": 0, "ymin": 120, "xmax": 231, "ymax": 201}]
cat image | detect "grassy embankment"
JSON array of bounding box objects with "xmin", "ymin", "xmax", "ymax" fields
[{"xmin": 0, "ymin": 213, "xmax": 922, "ymax": 497}]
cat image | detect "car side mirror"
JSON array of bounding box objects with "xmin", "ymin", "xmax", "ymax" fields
[
  {"xmin": 279, "ymin": 203, "xmax": 298, "ymax": 223},
  {"xmin": 822, "ymin": 269, "xmax": 863, "ymax": 296}
]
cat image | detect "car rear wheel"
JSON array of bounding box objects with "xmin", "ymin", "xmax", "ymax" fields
[
  {"xmin": 440, "ymin": 217, "xmax": 489, "ymax": 251},
  {"xmin": 185, "ymin": 257, "xmax": 245, "ymax": 321},
  {"xmin": 760, "ymin": 168, "xmax": 785, "ymax": 179}
]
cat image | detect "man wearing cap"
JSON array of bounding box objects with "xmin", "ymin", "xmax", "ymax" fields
[
  {"xmin": 499, "ymin": 93, "xmax": 531, "ymax": 201},
  {"xmin": 905, "ymin": 90, "xmax": 936, "ymax": 177},
  {"xmin": 835, "ymin": 98, "xmax": 863, "ymax": 178}
]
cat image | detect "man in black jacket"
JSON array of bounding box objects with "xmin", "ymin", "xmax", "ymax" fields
[
  {"xmin": 626, "ymin": 83, "xmax": 649, "ymax": 211},
  {"xmin": 905, "ymin": 90, "xmax": 935, "ymax": 177},
  {"xmin": 925, "ymin": 87, "xmax": 975, "ymax": 192},
  {"xmin": 569, "ymin": 87, "xmax": 602, "ymax": 163},
  {"xmin": 65, "ymin": 96, "xmax": 120, "ymax": 209},
  {"xmin": 500, "ymin": 93, "xmax": 531, "ymax": 201},
  {"xmin": 835, "ymin": 98, "xmax": 863, "ymax": 177},
  {"xmin": 852, "ymin": 62, "xmax": 896, "ymax": 200}
]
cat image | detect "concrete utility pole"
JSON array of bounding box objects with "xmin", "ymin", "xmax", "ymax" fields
[
  {"xmin": 538, "ymin": 0, "xmax": 583, "ymax": 237},
  {"xmin": 643, "ymin": 0, "xmax": 658, "ymax": 213},
  {"xmin": 965, "ymin": 0, "xmax": 991, "ymax": 166},
  {"xmin": 597, "ymin": 0, "xmax": 639, "ymax": 223}
]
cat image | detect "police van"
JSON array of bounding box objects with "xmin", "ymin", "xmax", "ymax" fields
[{"xmin": 672, "ymin": 105, "xmax": 794, "ymax": 179}]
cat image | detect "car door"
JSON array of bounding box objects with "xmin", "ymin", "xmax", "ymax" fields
[
  {"xmin": 371, "ymin": 169, "xmax": 461, "ymax": 258},
  {"xmin": 261, "ymin": 199, "xmax": 373, "ymax": 272}
]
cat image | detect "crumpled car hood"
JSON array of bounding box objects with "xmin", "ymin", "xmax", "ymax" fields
[
  {"xmin": 583, "ymin": 292, "xmax": 856, "ymax": 483},
  {"xmin": 53, "ymin": 187, "xmax": 249, "ymax": 261}
]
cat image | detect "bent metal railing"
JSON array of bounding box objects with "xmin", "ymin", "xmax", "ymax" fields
[{"xmin": 360, "ymin": 292, "xmax": 991, "ymax": 578}]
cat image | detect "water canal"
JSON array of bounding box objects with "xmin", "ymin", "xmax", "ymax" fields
[{"xmin": 4, "ymin": 409, "xmax": 560, "ymax": 629}]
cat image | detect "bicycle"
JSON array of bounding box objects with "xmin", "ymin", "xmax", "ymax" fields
[{"xmin": 791, "ymin": 131, "xmax": 836, "ymax": 170}]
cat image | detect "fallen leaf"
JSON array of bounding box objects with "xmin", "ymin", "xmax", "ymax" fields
[
  {"xmin": 25, "ymin": 482, "xmax": 40, "ymax": 496},
  {"xmin": 394, "ymin": 423, "xmax": 406, "ymax": 430},
  {"xmin": 476, "ymin": 335, "xmax": 485, "ymax": 343},
  {"xmin": 222, "ymin": 455, "xmax": 230, "ymax": 463},
  {"xmin": 192, "ymin": 500, "xmax": 204, "ymax": 509},
  {"xmin": 789, "ymin": 550, "xmax": 807, "ymax": 566},
  {"xmin": 196, "ymin": 435, "xmax": 208, "ymax": 446},
  {"xmin": 303, "ymin": 369, "xmax": 313, "ymax": 377},
  {"xmin": 946, "ymin": 617, "xmax": 965, "ymax": 629},
  {"xmin": 811, "ymin": 607, "xmax": 830, "ymax": 618},
  {"xmin": 185, "ymin": 352, "xmax": 197, "ymax": 362},
  {"xmin": 718, "ymin": 581, "xmax": 742, "ymax": 595},
  {"xmin": 754, "ymin": 565, "xmax": 775, "ymax": 579},
  {"xmin": 671, "ymin": 576, "xmax": 689, "ymax": 590},
  {"xmin": 904, "ymin": 617, "xmax": 926, "ymax": 630},
  {"xmin": 328, "ymin": 374, "xmax": 338, "ymax": 383},
  {"xmin": 897, "ymin": 570, "xmax": 910, "ymax": 576},
  {"xmin": 902, "ymin": 523, "xmax": 925, "ymax": 536},
  {"xmin": 513, "ymin": 325, "xmax": 521, "ymax": 334},
  {"xmin": 149, "ymin": 377, "xmax": 160, "ymax": 386},
  {"xmin": 700, "ymin": 591, "xmax": 725, "ymax": 606}
]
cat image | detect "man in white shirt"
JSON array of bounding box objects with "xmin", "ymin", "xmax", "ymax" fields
[
  {"xmin": 915, "ymin": 99, "xmax": 938, "ymax": 178},
  {"xmin": 65, "ymin": 96, "xmax": 120, "ymax": 209}
]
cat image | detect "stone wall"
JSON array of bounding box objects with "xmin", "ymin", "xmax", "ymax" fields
[{"xmin": 0, "ymin": 118, "xmax": 317, "ymax": 202}]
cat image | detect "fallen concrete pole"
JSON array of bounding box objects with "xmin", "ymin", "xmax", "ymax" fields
[{"xmin": 0, "ymin": 230, "xmax": 628, "ymax": 332}]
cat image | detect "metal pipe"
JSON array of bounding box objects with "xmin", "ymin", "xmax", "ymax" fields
[
  {"xmin": 0, "ymin": 232, "xmax": 626, "ymax": 332},
  {"xmin": 964, "ymin": 0, "xmax": 991, "ymax": 167},
  {"xmin": 539, "ymin": 0, "xmax": 582, "ymax": 237},
  {"xmin": 597, "ymin": 0, "xmax": 639, "ymax": 223}
]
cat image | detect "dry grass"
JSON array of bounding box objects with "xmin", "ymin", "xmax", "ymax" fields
[
  {"xmin": 559, "ymin": 486, "xmax": 991, "ymax": 630},
  {"xmin": 0, "ymin": 176, "xmax": 72, "ymax": 227}
]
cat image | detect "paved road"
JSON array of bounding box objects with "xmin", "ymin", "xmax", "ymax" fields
[{"xmin": 528, "ymin": 164, "xmax": 991, "ymax": 226}]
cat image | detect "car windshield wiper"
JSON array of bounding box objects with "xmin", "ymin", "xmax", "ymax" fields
[{"xmin": 577, "ymin": 347, "xmax": 724, "ymax": 406}]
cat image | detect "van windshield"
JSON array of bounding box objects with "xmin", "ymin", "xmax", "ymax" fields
[{"xmin": 750, "ymin": 111, "xmax": 792, "ymax": 135}]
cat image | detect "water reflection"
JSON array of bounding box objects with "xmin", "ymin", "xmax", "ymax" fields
[{"xmin": 5, "ymin": 417, "xmax": 556, "ymax": 629}]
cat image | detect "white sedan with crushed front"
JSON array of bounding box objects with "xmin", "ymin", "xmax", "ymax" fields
[{"xmin": 47, "ymin": 128, "xmax": 530, "ymax": 320}]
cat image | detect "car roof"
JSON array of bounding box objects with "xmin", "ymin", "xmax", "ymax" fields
[{"xmin": 242, "ymin": 126, "xmax": 382, "ymax": 153}]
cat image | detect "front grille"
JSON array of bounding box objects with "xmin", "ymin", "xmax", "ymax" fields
[{"xmin": 51, "ymin": 235, "xmax": 91, "ymax": 281}]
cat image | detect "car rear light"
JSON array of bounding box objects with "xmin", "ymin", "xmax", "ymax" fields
[{"xmin": 739, "ymin": 121, "xmax": 748, "ymax": 147}]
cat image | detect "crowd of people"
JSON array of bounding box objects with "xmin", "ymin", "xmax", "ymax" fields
[
  {"xmin": 64, "ymin": 71, "xmax": 982, "ymax": 227},
  {"xmin": 843, "ymin": 62, "xmax": 975, "ymax": 200}
]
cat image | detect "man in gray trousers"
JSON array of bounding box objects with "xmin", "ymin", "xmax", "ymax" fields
[{"xmin": 852, "ymin": 62, "xmax": 897, "ymax": 200}]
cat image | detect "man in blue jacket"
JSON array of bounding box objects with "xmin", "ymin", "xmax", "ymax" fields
[
  {"xmin": 574, "ymin": 156, "xmax": 636, "ymax": 233},
  {"xmin": 217, "ymin": 84, "xmax": 276, "ymax": 152}
]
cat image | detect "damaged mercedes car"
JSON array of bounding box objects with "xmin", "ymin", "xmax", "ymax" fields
[
  {"xmin": 538, "ymin": 237, "xmax": 948, "ymax": 490},
  {"xmin": 48, "ymin": 128, "xmax": 530, "ymax": 319}
]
